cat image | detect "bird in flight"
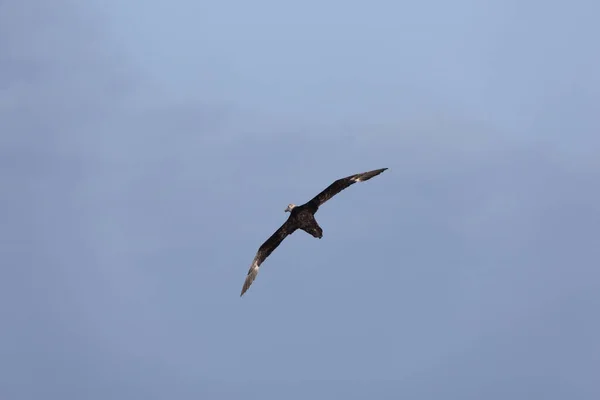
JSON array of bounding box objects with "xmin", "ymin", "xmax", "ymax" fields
[{"xmin": 240, "ymin": 167, "xmax": 388, "ymax": 297}]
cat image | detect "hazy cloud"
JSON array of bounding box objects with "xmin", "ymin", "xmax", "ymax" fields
[{"xmin": 1, "ymin": 1, "xmax": 599, "ymax": 399}]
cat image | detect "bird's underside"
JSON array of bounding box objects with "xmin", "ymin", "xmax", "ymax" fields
[{"xmin": 240, "ymin": 167, "xmax": 387, "ymax": 297}]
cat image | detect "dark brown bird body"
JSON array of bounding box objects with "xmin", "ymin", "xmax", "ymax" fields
[{"xmin": 240, "ymin": 167, "xmax": 387, "ymax": 296}]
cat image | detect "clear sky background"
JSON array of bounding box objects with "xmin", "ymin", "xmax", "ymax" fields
[{"xmin": 1, "ymin": 1, "xmax": 599, "ymax": 399}]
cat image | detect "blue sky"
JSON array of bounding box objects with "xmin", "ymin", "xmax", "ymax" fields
[{"xmin": 1, "ymin": 0, "xmax": 599, "ymax": 398}]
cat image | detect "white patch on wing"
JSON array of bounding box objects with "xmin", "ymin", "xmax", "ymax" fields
[{"xmin": 241, "ymin": 261, "xmax": 261, "ymax": 296}]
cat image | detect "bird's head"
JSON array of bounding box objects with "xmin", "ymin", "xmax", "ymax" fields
[{"xmin": 284, "ymin": 203, "xmax": 297, "ymax": 213}]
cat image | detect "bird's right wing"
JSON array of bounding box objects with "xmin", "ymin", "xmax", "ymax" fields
[
  {"xmin": 240, "ymin": 217, "xmax": 297, "ymax": 296},
  {"xmin": 305, "ymin": 168, "xmax": 388, "ymax": 212}
]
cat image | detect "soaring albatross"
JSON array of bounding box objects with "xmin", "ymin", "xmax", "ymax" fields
[{"xmin": 240, "ymin": 167, "xmax": 388, "ymax": 297}]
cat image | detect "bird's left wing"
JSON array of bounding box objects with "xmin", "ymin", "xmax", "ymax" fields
[{"xmin": 240, "ymin": 217, "xmax": 297, "ymax": 297}]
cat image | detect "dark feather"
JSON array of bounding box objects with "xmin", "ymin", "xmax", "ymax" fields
[
  {"xmin": 240, "ymin": 218, "xmax": 297, "ymax": 296},
  {"xmin": 240, "ymin": 167, "xmax": 387, "ymax": 297},
  {"xmin": 306, "ymin": 168, "xmax": 388, "ymax": 212}
]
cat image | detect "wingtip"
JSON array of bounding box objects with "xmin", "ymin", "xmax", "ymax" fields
[
  {"xmin": 240, "ymin": 264, "xmax": 260, "ymax": 298},
  {"xmin": 240, "ymin": 282, "xmax": 250, "ymax": 297}
]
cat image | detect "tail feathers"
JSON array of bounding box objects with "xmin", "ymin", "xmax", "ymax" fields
[{"xmin": 240, "ymin": 263, "xmax": 260, "ymax": 297}]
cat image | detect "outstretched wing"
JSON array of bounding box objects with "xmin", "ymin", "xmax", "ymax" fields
[
  {"xmin": 240, "ymin": 217, "xmax": 298, "ymax": 296},
  {"xmin": 305, "ymin": 168, "xmax": 388, "ymax": 212}
]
